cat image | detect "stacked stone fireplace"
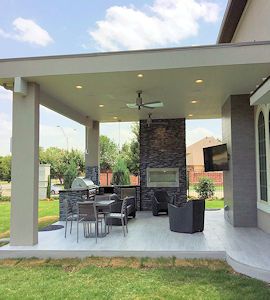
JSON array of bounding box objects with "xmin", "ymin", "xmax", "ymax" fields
[{"xmin": 140, "ymin": 118, "xmax": 187, "ymax": 210}]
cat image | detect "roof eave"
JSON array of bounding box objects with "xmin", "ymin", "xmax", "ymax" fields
[{"xmin": 217, "ymin": 0, "xmax": 248, "ymax": 44}]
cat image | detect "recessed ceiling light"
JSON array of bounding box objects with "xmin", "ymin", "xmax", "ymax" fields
[
  {"xmin": 137, "ymin": 74, "xmax": 144, "ymax": 78},
  {"xmin": 76, "ymin": 85, "xmax": 82, "ymax": 89},
  {"xmin": 99, "ymin": 104, "xmax": 104, "ymax": 108},
  {"xmin": 195, "ymin": 79, "xmax": 203, "ymax": 84},
  {"xmin": 191, "ymin": 100, "xmax": 198, "ymax": 104},
  {"xmin": 188, "ymin": 114, "xmax": 193, "ymax": 117},
  {"xmin": 113, "ymin": 116, "xmax": 118, "ymax": 119}
]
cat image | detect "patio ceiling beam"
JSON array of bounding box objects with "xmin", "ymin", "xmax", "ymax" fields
[
  {"xmin": 250, "ymin": 77, "xmax": 270, "ymax": 105},
  {"xmin": 40, "ymin": 91, "xmax": 93, "ymax": 128},
  {"xmin": 0, "ymin": 42, "xmax": 270, "ymax": 79}
]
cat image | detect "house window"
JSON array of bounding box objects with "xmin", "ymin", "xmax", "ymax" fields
[{"xmin": 258, "ymin": 112, "xmax": 268, "ymax": 201}]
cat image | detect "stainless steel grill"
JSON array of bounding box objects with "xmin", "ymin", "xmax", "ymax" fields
[{"xmin": 71, "ymin": 177, "xmax": 98, "ymax": 194}]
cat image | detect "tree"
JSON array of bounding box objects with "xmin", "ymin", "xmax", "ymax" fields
[
  {"xmin": 194, "ymin": 177, "xmax": 215, "ymax": 199},
  {"xmin": 121, "ymin": 123, "xmax": 140, "ymax": 176},
  {"xmin": 63, "ymin": 160, "xmax": 79, "ymax": 189},
  {"xmin": 111, "ymin": 158, "xmax": 130, "ymax": 185},
  {"xmin": 39, "ymin": 147, "xmax": 85, "ymax": 183},
  {"xmin": 0, "ymin": 156, "xmax": 11, "ymax": 182},
  {"xmin": 99, "ymin": 135, "xmax": 118, "ymax": 171}
]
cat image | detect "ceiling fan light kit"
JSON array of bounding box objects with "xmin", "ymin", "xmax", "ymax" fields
[{"xmin": 127, "ymin": 90, "xmax": 164, "ymax": 110}]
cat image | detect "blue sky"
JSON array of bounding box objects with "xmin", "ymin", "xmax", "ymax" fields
[{"xmin": 0, "ymin": 0, "xmax": 226, "ymax": 155}]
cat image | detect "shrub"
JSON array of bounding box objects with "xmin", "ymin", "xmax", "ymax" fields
[
  {"xmin": 112, "ymin": 158, "xmax": 130, "ymax": 185},
  {"xmin": 0, "ymin": 195, "xmax": 11, "ymax": 202},
  {"xmin": 46, "ymin": 175, "xmax": 51, "ymax": 198},
  {"xmin": 63, "ymin": 160, "xmax": 78, "ymax": 189},
  {"xmin": 194, "ymin": 177, "xmax": 215, "ymax": 199}
]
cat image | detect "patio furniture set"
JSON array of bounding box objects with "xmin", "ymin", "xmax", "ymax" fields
[
  {"xmin": 152, "ymin": 191, "xmax": 205, "ymax": 233},
  {"xmin": 63, "ymin": 193, "xmax": 136, "ymax": 243},
  {"xmin": 63, "ymin": 190, "xmax": 205, "ymax": 243}
]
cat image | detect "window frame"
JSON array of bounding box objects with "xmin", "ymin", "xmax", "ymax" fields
[{"xmin": 256, "ymin": 105, "xmax": 270, "ymax": 213}]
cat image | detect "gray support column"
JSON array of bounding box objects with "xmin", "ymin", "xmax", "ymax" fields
[
  {"xmin": 85, "ymin": 121, "xmax": 99, "ymax": 185},
  {"xmin": 10, "ymin": 82, "xmax": 40, "ymax": 245},
  {"xmin": 222, "ymin": 95, "xmax": 257, "ymax": 227}
]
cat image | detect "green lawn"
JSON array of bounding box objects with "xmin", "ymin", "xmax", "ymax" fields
[
  {"xmin": 0, "ymin": 200, "xmax": 59, "ymax": 239},
  {"xmin": 205, "ymin": 199, "xmax": 224, "ymax": 209},
  {"xmin": 189, "ymin": 185, "xmax": 224, "ymax": 192},
  {"xmin": 0, "ymin": 258, "xmax": 269, "ymax": 299}
]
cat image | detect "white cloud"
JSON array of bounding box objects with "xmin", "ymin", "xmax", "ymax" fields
[
  {"xmin": 89, "ymin": 0, "xmax": 220, "ymax": 51},
  {"xmin": 0, "ymin": 87, "xmax": 12, "ymax": 101},
  {"xmin": 0, "ymin": 112, "xmax": 12, "ymax": 155},
  {"xmin": 0, "ymin": 17, "xmax": 53, "ymax": 47},
  {"xmin": 186, "ymin": 126, "xmax": 221, "ymax": 146}
]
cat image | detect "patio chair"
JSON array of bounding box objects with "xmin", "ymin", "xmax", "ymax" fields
[
  {"xmin": 105, "ymin": 197, "xmax": 129, "ymax": 237},
  {"xmin": 76, "ymin": 201, "xmax": 103, "ymax": 243},
  {"xmin": 63, "ymin": 199, "xmax": 77, "ymax": 238},
  {"xmin": 152, "ymin": 191, "xmax": 174, "ymax": 216},
  {"xmin": 108, "ymin": 194, "xmax": 136, "ymax": 225},
  {"xmin": 168, "ymin": 199, "xmax": 205, "ymax": 233}
]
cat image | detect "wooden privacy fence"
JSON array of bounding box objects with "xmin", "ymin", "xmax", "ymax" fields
[{"xmin": 100, "ymin": 172, "xmax": 139, "ymax": 186}]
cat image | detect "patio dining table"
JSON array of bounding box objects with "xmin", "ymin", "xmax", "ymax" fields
[{"xmin": 83, "ymin": 199, "xmax": 115, "ymax": 238}]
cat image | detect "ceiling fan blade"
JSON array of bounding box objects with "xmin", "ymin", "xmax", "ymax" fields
[
  {"xmin": 143, "ymin": 101, "xmax": 164, "ymax": 108},
  {"xmin": 141, "ymin": 104, "xmax": 155, "ymax": 109},
  {"xmin": 126, "ymin": 103, "xmax": 138, "ymax": 109}
]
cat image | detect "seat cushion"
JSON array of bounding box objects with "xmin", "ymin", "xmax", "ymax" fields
[{"xmin": 108, "ymin": 213, "xmax": 125, "ymax": 218}]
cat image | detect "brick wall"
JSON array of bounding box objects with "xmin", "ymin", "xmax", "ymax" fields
[
  {"xmin": 140, "ymin": 118, "xmax": 187, "ymax": 210},
  {"xmin": 188, "ymin": 171, "xmax": 223, "ymax": 185}
]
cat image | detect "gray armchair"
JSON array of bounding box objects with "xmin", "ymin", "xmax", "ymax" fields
[
  {"xmin": 168, "ymin": 199, "xmax": 205, "ymax": 233},
  {"xmin": 152, "ymin": 191, "xmax": 174, "ymax": 216}
]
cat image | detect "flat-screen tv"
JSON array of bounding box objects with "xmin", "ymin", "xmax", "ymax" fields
[{"xmin": 203, "ymin": 144, "xmax": 229, "ymax": 172}]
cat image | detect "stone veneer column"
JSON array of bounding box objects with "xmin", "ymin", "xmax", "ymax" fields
[
  {"xmin": 222, "ymin": 95, "xmax": 257, "ymax": 227},
  {"xmin": 10, "ymin": 83, "xmax": 40, "ymax": 246},
  {"xmin": 140, "ymin": 118, "xmax": 187, "ymax": 210},
  {"xmin": 85, "ymin": 121, "xmax": 99, "ymax": 185}
]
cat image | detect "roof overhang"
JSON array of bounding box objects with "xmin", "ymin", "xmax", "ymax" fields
[
  {"xmin": 1, "ymin": 41, "xmax": 270, "ymax": 123},
  {"xmin": 217, "ymin": 0, "xmax": 248, "ymax": 44},
  {"xmin": 250, "ymin": 77, "xmax": 270, "ymax": 106}
]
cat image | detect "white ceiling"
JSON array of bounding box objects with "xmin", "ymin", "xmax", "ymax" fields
[
  {"xmin": 28, "ymin": 63, "xmax": 270, "ymax": 122},
  {"xmin": 1, "ymin": 42, "xmax": 270, "ymax": 123}
]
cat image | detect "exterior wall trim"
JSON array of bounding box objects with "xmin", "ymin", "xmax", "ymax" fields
[
  {"xmin": 217, "ymin": 0, "xmax": 248, "ymax": 43},
  {"xmin": 255, "ymin": 104, "xmax": 270, "ymax": 212}
]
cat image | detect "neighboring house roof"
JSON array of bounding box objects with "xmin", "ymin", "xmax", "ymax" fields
[
  {"xmin": 186, "ymin": 137, "xmax": 222, "ymax": 166},
  {"xmin": 217, "ymin": 0, "xmax": 248, "ymax": 44}
]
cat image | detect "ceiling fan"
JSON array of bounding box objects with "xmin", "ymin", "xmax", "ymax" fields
[
  {"xmin": 126, "ymin": 90, "xmax": 164, "ymax": 110},
  {"xmin": 146, "ymin": 113, "xmax": 168, "ymax": 127}
]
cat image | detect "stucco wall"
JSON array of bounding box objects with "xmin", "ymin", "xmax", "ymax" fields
[
  {"xmin": 222, "ymin": 95, "xmax": 257, "ymax": 227},
  {"xmin": 258, "ymin": 209, "xmax": 270, "ymax": 234},
  {"xmin": 140, "ymin": 118, "xmax": 187, "ymax": 210},
  {"xmin": 232, "ymin": 0, "xmax": 270, "ymax": 43}
]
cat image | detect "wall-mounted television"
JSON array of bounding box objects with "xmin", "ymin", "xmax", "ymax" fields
[{"xmin": 203, "ymin": 144, "xmax": 229, "ymax": 172}]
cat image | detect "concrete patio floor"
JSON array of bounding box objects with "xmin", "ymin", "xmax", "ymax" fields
[{"xmin": 1, "ymin": 210, "xmax": 270, "ymax": 282}]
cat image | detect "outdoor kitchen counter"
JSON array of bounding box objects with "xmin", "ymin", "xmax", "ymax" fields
[{"xmin": 59, "ymin": 188, "xmax": 93, "ymax": 221}]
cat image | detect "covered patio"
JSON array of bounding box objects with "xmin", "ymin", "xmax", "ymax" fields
[
  {"xmin": 1, "ymin": 41, "xmax": 270, "ymax": 282},
  {"xmin": 1, "ymin": 210, "xmax": 270, "ymax": 282}
]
